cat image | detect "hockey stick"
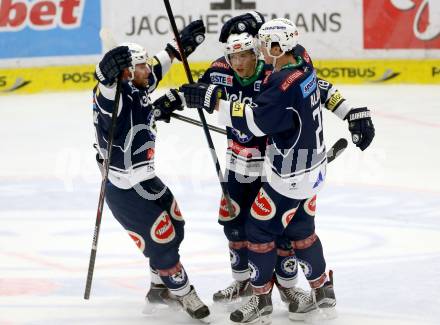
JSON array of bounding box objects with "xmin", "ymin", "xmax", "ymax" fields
[
  {"xmin": 84, "ymin": 30, "xmax": 125, "ymax": 300},
  {"xmin": 163, "ymin": 0, "xmax": 235, "ymax": 217},
  {"xmin": 99, "ymin": 27, "xmax": 225, "ymax": 136},
  {"xmin": 84, "ymin": 77, "xmax": 122, "ymax": 300},
  {"xmin": 170, "ymin": 112, "xmax": 226, "ymax": 135},
  {"xmin": 326, "ymin": 138, "xmax": 348, "ymax": 164}
]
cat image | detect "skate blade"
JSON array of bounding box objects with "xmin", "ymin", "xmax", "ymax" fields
[
  {"xmin": 142, "ymin": 300, "xmax": 180, "ymax": 315},
  {"xmin": 230, "ymin": 314, "xmax": 272, "ymax": 325},
  {"xmin": 142, "ymin": 302, "xmax": 158, "ymax": 315},
  {"xmin": 214, "ymin": 296, "xmax": 252, "ymax": 312},
  {"xmin": 198, "ymin": 315, "xmax": 212, "ymax": 324},
  {"xmin": 304, "ymin": 307, "xmax": 337, "ymax": 323}
]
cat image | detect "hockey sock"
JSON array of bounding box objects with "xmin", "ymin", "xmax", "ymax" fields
[
  {"xmin": 158, "ymin": 262, "xmax": 191, "ymax": 296},
  {"xmin": 247, "ymin": 241, "xmax": 277, "ymax": 288},
  {"xmin": 229, "ymin": 241, "xmax": 250, "ymax": 281},
  {"xmin": 275, "ymin": 248, "xmax": 298, "ymax": 288},
  {"xmin": 292, "ymin": 233, "xmax": 326, "ymax": 286}
]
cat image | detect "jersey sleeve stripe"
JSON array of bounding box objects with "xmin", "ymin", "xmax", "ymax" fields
[{"xmin": 245, "ymin": 105, "xmax": 266, "ymax": 137}]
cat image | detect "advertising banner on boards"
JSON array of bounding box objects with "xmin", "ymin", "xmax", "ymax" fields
[{"xmin": 0, "ymin": 0, "xmax": 101, "ymax": 59}]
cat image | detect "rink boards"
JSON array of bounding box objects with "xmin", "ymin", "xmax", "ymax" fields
[{"xmin": 1, "ymin": 59, "xmax": 439, "ymax": 94}]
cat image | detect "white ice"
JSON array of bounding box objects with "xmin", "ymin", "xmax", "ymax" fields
[{"xmin": 0, "ymin": 85, "xmax": 439, "ymax": 325}]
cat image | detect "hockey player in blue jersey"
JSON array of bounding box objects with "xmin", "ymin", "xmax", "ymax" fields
[
  {"xmin": 179, "ymin": 17, "xmax": 374, "ymax": 323},
  {"xmin": 197, "ymin": 12, "xmax": 375, "ymax": 312},
  {"xmin": 92, "ymin": 21, "xmax": 211, "ymax": 321}
]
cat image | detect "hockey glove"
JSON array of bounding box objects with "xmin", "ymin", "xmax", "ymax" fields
[
  {"xmin": 166, "ymin": 20, "xmax": 206, "ymax": 61},
  {"xmin": 95, "ymin": 46, "xmax": 132, "ymax": 86},
  {"xmin": 179, "ymin": 83, "xmax": 224, "ymax": 114},
  {"xmin": 152, "ymin": 89, "xmax": 184, "ymax": 123},
  {"xmin": 346, "ymin": 107, "xmax": 375, "ymax": 151},
  {"xmin": 219, "ymin": 11, "xmax": 265, "ymax": 42}
]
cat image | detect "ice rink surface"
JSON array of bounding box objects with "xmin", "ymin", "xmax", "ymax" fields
[{"xmin": 1, "ymin": 85, "xmax": 439, "ymax": 324}]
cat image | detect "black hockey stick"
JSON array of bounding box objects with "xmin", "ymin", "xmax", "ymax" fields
[
  {"xmin": 326, "ymin": 138, "xmax": 348, "ymax": 164},
  {"xmin": 163, "ymin": 0, "xmax": 235, "ymax": 217},
  {"xmin": 170, "ymin": 112, "xmax": 226, "ymax": 135},
  {"xmin": 84, "ymin": 77, "xmax": 123, "ymax": 300}
]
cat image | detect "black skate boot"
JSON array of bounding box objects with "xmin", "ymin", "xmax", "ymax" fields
[
  {"xmin": 288, "ymin": 270, "xmax": 337, "ymax": 321},
  {"xmin": 230, "ymin": 292, "xmax": 273, "ymax": 324},
  {"xmin": 213, "ymin": 279, "xmax": 252, "ymax": 303},
  {"xmin": 178, "ymin": 285, "xmax": 210, "ymax": 321}
]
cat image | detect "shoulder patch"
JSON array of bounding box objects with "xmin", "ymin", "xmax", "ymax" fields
[
  {"xmin": 280, "ymin": 70, "xmax": 304, "ymax": 92},
  {"xmin": 211, "ymin": 60, "xmax": 230, "ymax": 70},
  {"xmin": 300, "ymin": 71, "xmax": 317, "ymax": 98}
]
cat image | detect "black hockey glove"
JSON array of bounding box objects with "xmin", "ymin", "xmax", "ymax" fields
[
  {"xmin": 152, "ymin": 89, "xmax": 184, "ymax": 123},
  {"xmin": 219, "ymin": 11, "xmax": 265, "ymax": 42},
  {"xmin": 166, "ymin": 20, "xmax": 206, "ymax": 61},
  {"xmin": 95, "ymin": 46, "xmax": 132, "ymax": 86},
  {"xmin": 179, "ymin": 83, "xmax": 224, "ymax": 114},
  {"xmin": 346, "ymin": 107, "xmax": 375, "ymax": 151}
]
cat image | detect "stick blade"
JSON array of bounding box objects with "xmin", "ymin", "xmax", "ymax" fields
[{"xmin": 327, "ymin": 138, "xmax": 348, "ymax": 163}]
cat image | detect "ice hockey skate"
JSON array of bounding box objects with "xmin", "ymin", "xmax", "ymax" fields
[
  {"xmin": 177, "ymin": 285, "xmax": 211, "ymax": 323},
  {"xmin": 230, "ymin": 291, "xmax": 273, "ymax": 324},
  {"xmin": 288, "ymin": 271, "xmax": 337, "ymax": 321},
  {"xmin": 213, "ymin": 279, "xmax": 253, "ymax": 303}
]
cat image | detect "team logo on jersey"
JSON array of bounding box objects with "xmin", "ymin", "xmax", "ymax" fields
[
  {"xmin": 300, "ymin": 71, "xmax": 317, "ymax": 98},
  {"xmin": 146, "ymin": 110, "xmax": 157, "ymax": 140},
  {"xmin": 281, "ymin": 207, "xmax": 298, "ymax": 228},
  {"xmin": 127, "ymin": 230, "xmax": 146, "ymax": 252},
  {"xmin": 249, "ymin": 261, "xmax": 260, "ymax": 282},
  {"xmin": 218, "ymin": 196, "xmax": 240, "ymax": 221},
  {"xmin": 169, "ymin": 269, "xmax": 187, "ymax": 285},
  {"xmin": 229, "ymin": 248, "xmax": 240, "ymax": 267},
  {"xmin": 254, "ymin": 80, "xmax": 262, "ymax": 92},
  {"xmin": 304, "ymin": 196, "xmax": 317, "ymax": 216},
  {"xmin": 251, "ymin": 188, "xmax": 276, "ymax": 220},
  {"xmin": 281, "ymin": 256, "xmax": 298, "ymax": 276},
  {"xmin": 298, "ymin": 259, "xmax": 312, "ymax": 277},
  {"xmin": 150, "ymin": 211, "xmax": 176, "ymax": 244},
  {"xmin": 170, "ymin": 199, "xmax": 183, "ymax": 221},
  {"xmin": 210, "ymin": 72, "xmax": 233, "ymax": 87},
  {"xmin": 231, "ymin": 128, "xmax": 253, "ymax": 143}
]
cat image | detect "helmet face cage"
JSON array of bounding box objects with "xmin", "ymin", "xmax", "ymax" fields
[
  {"xmin": 258, "ymin": 18, "xmax": 299, "ymax": 58},
  {"xmin": 119, "ymin": 42, "xmax": 148, "ymax": 80},
  {"xmin": 224, "ymin": 33, "xmax": 260, "ymax": 67}
]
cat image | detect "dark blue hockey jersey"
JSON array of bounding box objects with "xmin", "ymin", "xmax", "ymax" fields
[
  {"xmin": 217, "ymin": 59, "xmax": 327, "ymax": 199},
  {"xmin": 198, "ymin": 57, "xmax": 271, "ymax": 176},
  {"xmin": 93, "ymin": 50, "xmax": 172, "ymax": 189}
]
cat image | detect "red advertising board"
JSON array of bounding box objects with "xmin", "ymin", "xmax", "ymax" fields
[{"xmin": 364, "ymin": 0, "xmax": 440, "ymax": 48}]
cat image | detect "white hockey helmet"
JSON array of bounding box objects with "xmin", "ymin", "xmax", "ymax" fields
[
  {"xmin": 224, "ymin": 33, "xmax": 260, "ymax": 66},
  {"xmin": 119, "ymin": 42, "xmax": 148, "ymax": 80},
  {"xmin": 258, "ymin": 18, "xmax": 299, "ymax": 58}
]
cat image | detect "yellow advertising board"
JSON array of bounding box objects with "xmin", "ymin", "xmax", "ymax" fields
[{"xmin": 1, "ymin": 60, "xmax": 439, "ymax": 95}]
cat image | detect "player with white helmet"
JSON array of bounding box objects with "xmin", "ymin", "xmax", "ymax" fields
[
  {"xmin": 198, "ymin": 22, "xmax": 308, "ymax": 309},
  {"xmin": 93, "ymin": 21, "xmax": 212, "ymax": 322}
]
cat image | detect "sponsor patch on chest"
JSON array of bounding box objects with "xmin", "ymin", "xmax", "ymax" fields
[{"xmin": 210, "ymin": 72, "xmax": 233, "ymax": 87}]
